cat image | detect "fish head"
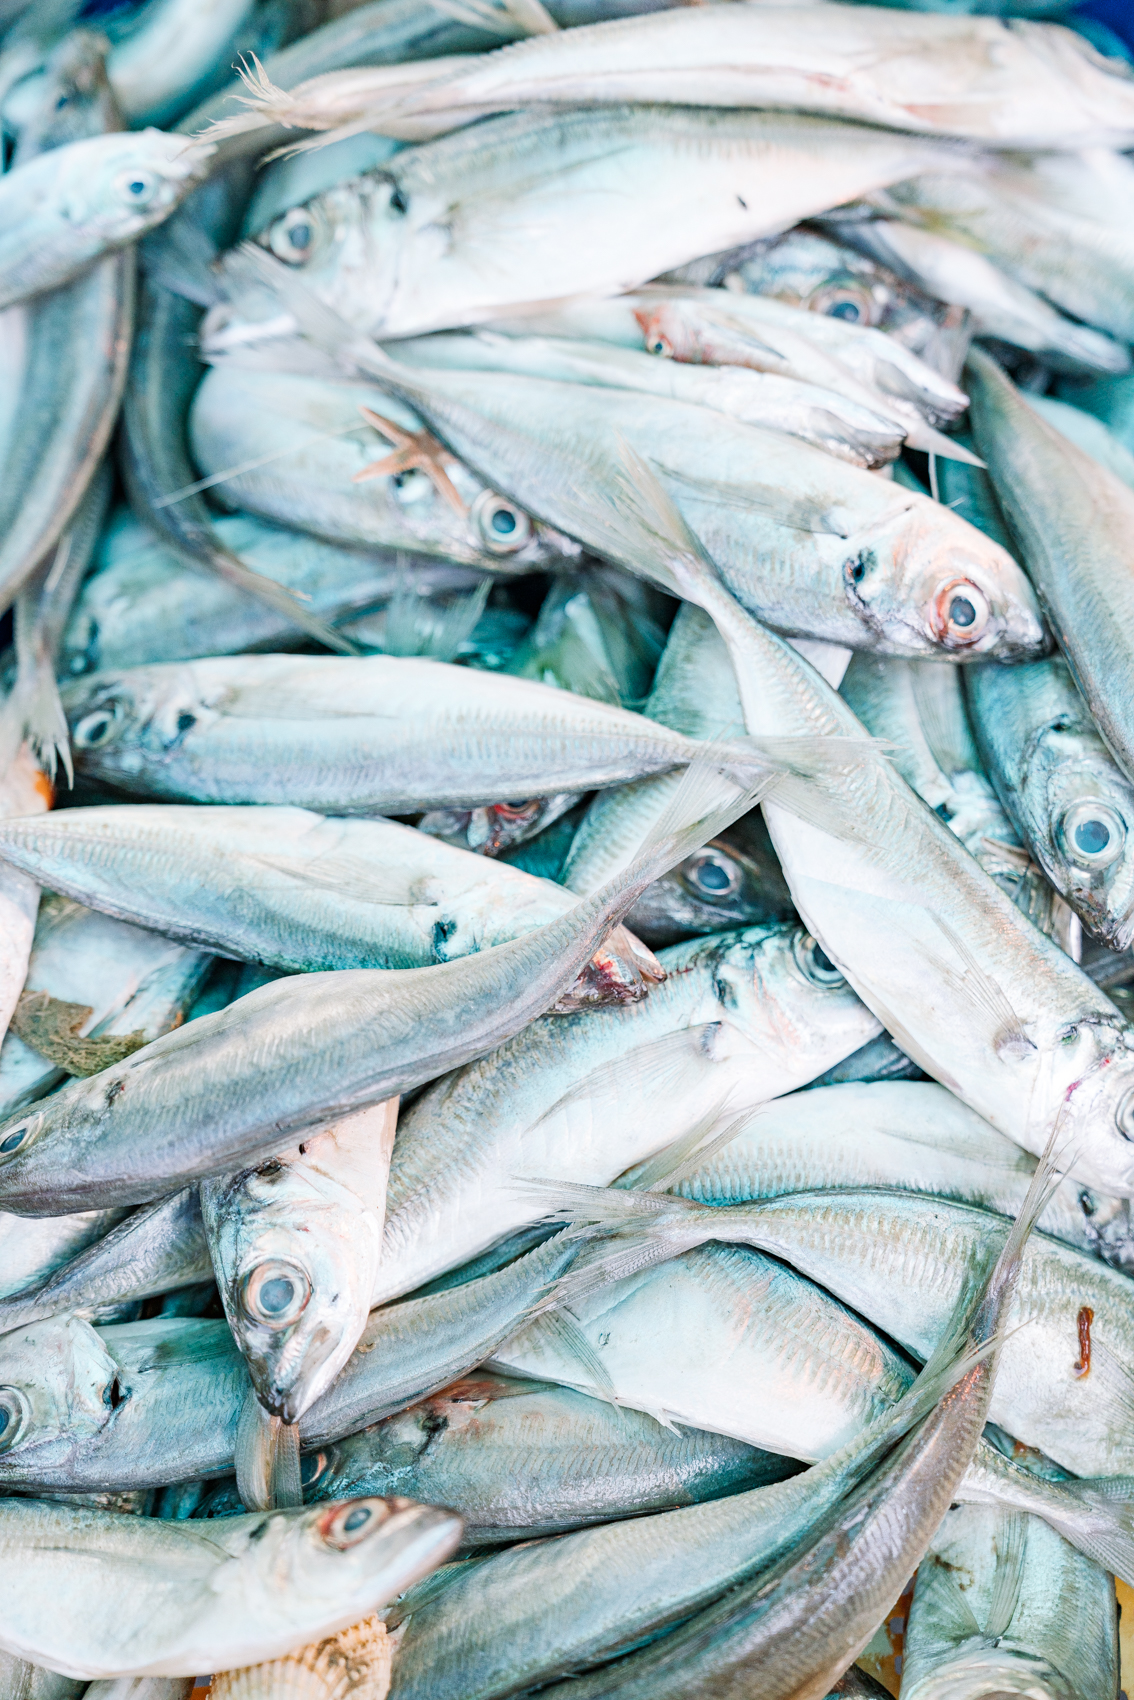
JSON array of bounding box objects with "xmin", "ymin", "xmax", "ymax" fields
[
  {"xmin": 1021, "ymin": 721, "xmax": 1134, "ymax": 951},
  {"xmin": 223, "ymin": 1495, "xmax": 462, "ymax": 1622},
  {"xmin": 623, "ymin": 833, "xmax": 795, "ymax": 949},
  {"xmin": 1055, "ymin": 1020, "xmax": 1134, "ymax": 1197},
  {"xmin": 64, "ymin": 131, "xmax": 213, "ymax": 248},
  {"xmin": 62, "ymin": 665, "xmax": 219, "ymax": 786},
  {"xmin": 0, "ymin": 1315, "xmax": 120, "ymax": 1481},
  {"xmin": 204, "ymin": 1163, "xmax": 382, "ymax": 1426},
  {"xmin": 843, "ymin": 501, "xmax": 1046, "ymax": 661}
]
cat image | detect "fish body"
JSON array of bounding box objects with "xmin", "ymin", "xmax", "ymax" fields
[
  {"xmin": 0, "ymin": 130, "xmax": 212, "ymax": 311},
  {"xmin": 0, "ymin": 1493, "xmax": 461, "ymax": 1680},
  {"xmin": 60, "ymin": 653, "xmax": 741, "ymax": 813},
  {"xmin": 966, "ymin": 654, "xmax": 1134, "ymax": 951},
  {"xmin": 376, "ymin": 924, "xmax": 880, "ymax": 1301},
  {"xmin": 188, "ymin": 364, "xmax": 578, "ymax": 571}
]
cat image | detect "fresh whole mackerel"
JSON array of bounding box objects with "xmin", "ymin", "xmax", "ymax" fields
[
  {"xmin": 375, "ymin": 923, "xmax": 880, "ymax": 1302},
  {"xmin": 0, "ymin": 804, "xmax": 663, "ymax": 1001}
]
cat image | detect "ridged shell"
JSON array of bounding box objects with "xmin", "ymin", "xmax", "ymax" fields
[{"xmin": 209, "ymin": 1616, "xmax": 392, "ymax": 1700}]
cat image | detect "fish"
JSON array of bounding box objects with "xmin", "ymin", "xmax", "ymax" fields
[
  {"xmin": 0, "ymin": 1493, "xmax": 461, "ymax": 1680},
  {"xmin": 620, "ymin": 816, "xmax": 797, "ymax": 949},
  {"xmin": 203, "ymin": 1099, "xmax": 398, "ymax": 1424},
  {"xmin": 0, "ymin": 1206, "xmax": 133, "ymax": 1305},
  {"xmin": 0, "ymin": 804, "xmax": 663, "ymax": 1004},
  {"xmin": 374, "ymin": 923, "xmax": 880, "ymax": 1303},
  {"xmin": 0, "ymin": 892, "xmax": 212, "ymax": 1124},
  {"xmin": 0, "ymin": 129, "xmax": 212, "ymax": 311},
  {"xmin": 966, "ymin": 348, "xmax": 1134, "ymax": 793},
  {"xmin": 8, "ymin": 30, "xmax": 121, "ymax": 164},
  {"xmin": 209, "ymin": 1613, "xmax": 392, "ymax": 1700},
  {"xmin": 641, "ymin": 1077, "xmax": 1134, "ymax": 1271},
  {"xmin": 215, "ymin": 106, "xmax": 962, "ymax": 340},
  {"xmin": 383, "ymin": 329, "xmax": 905, "ymax": 468},
  {"xmin": 1027, "ymin": 393, "xmax": 1134, "ymax": 491},
  {"xmin": 503, "ymin": 563, "xmax": 667, "ymax": 708},
  {"xmin": 58, "ymin": 652, "xmax": 760, "ymax": 813},
  {"xmin": 235, "ymin": 258, "xmax": 1045, "ymax": 662},
  {"xmin": 107, "ymin": 0, "xmax": 264, "ymax": 129},
  {"xmin": 825, "ymin": 215, "xmax": 1131, "ymax": 376},
  {"xmin": 296, "ymin": 1374, "xmax": 799, "ymax": 1544},
  {"xmin": 0, "ymin": 1648, "xmax": 88, "ymax": 1698},
  {"xmin": 965, "ymin": 654, "xmax": 1134, "ymax": 953},
  {"xmin": 0, "ymin": 747, "xmax": 52, "ymax": 1060},
  {"xmin": 899, "ymin": 1500, "xmax": 1120, "ymax": 1700},
  {"xmin": 71, "ymin": 1678, "xmax": 194, "ymax": 1698},
  {"xmin": 62, "ymin": 505, "xmax": 488, "ymax": 674},
  {"xmin": 188, "ymin": 363, "xmax": 580, "ymax": 571},
  {"xmin": 215, "ymin": 7, "xmax": 1134, "ymax": 149}
]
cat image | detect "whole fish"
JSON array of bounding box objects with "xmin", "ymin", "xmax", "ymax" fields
[
  {"xmin": 63, "ymin": 507, "xmax": 487, "ymax": 674},
  {"xmin": 215, "ymin": 107, "xmax": 963, "ymax": 340},
  {"xmin": 235, "ymin": 265, "xmax": 1044, "ymax": 663},
  {"xmin": 0, "ymin": 130, "xmax": 212, "ymax": 312},
  {"xmin": 375, "ymin": 924, "xmax": 880, "ymax": 1302},
  {"xmin": 0, "ymin": 892, "xmax": 212, "ymax": 1123},
  {"xmin": 0, "ymin": 770, "xmax": 771, "ymax": 1212},
  {"xmin": 540, "ymin": 1180, "xmax": 1134, "ymax": 1477},
  {"xmin": 188, "ymin": 364, "xmax": 580, "ymax": 571},
  {"xmin": 826, "ymin": 216, "xmax": 1130, "ymax": 376},
  {"xmin": 0, "ymin": 1233, "xmax": 585, "ymax": 1492},
  {"xmin": 965, "ymin": 655, "xmax": 1134, "ymax": 952},
  {"xmin": 0, "ymin": 805, "xmax": 663, "ymax": 1002},
  {"xmin": 59, "ymin": 653, "xmax": 759, "ymax": 813},
  {"xmin": 217, "ymin": 7, "xmax": 1134, "ymax": 149},
  {"xmin": 297, "ymin": 1374, "xmax": 798, "ymax": 1543},
  {"xmin": 203, "ymin": 1099, "xmax": 398, "ymax": 1424},
  {"xmin": 0, "ymin": 1493, "xmax": 461, "ymax": 1680},
  {"xmin": 648, "ymin": 1078, "xmax": 1134, "ymax": 1270},
  {"xmin": 210, "ymin": 1614, "xmax": 391, "ymax": 1700},
  {"xmin": 900, "ymin": 1500, "xmax": 1119, "ymax": 1700},
  {"xmin": 967, "ymin": 348, "xmax": 1134, "ymax": 792}
]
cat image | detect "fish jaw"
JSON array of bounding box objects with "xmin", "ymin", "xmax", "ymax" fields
[
  {"xmin": 0, "ymin": 1316, "xmax": 120, "ymax": 1482},
  {"xmin": 550, "ymin": 924, "xmax": 666, "ymax": 1011},
  {"xmin": 1054, "ymin": 1031, "xmax": 1134, "ymax": 1197}
]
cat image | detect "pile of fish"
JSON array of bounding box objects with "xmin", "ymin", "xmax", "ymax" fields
[{"xmin": 4, "ymin": 0, "xmax": 1134, "ymax": 1693}]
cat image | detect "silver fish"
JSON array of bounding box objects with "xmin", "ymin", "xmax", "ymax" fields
[
  {"xmin": 203, "ymin": 1099, "xmax": 397, "ymax": 1424},
  {"xmin": 1029, "ymin": 393, "xmax": 1134, "ymax": 491},
  {"xmin": 900, "ymin": 1500, "xmax": 1119, "ymax": 1700},
  {"xmin": 0, "ymin": 129, "xmax": 212, "ymax": 311},
  {"xmin": 0, "ymin": 1493, "xmax": 461, "ymax": 1680}
]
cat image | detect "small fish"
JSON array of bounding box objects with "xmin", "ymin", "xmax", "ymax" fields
[
  {"xmin": 0, "ymin": 129, "xmax": 212, "ymax": 311},
  {"xmin": 0, "ymin": 1493, "xmax": 461, "ymax": 1680}
]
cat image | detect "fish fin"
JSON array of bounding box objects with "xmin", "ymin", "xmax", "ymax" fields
[
  {"xmin": 925, "ymin": 1559, "xmax": 986, "ymax": 1644},
  {"xmin": 235, "ymin": 1392, "xmax": 303, "ymax": 1510},
  {"xmin": 240, "ymin": 848, "xmax": 428, "ymax": 909},
  {"xmin": 932, "ymin": 915, "xmax": 1035, "ymax": 1059},
  {"xmin": 983, "ymin": 1509, "xmax": 1028, "ymax": 1640},
  {"xmin": 525, "ymin": 1023, "xmax": 728, "ymax": 1143},
  {"xmin": 545, "ymin": 1230, "xmax": 695, "ymax": 1312},
  {"xmin": 1046, "ymin": 1473, "xmax": 1134, "ymax": 1588},
  {"xmin": 614, "ymin": 1100, "xmax": 741, "ymax": 1193},
  {"xmin": 191, "ymin": 54, "xmax": 294, "ymax": 143},
  {"xmin": 228, "ymin": 245, "xmax": 403, "ymax": 387},
  {"xmin": 659, "ymin": 462, "xmax": 854, "ymax": 537},
  {"xmin": 903, "ymin": 419, "xmax": 985, "ymax": 467},
  {"xmin": 382, "ymin": 577, "xmax": 490, "ymax": 663},
  {"xmin": 145, "ymin": 213, "xmax": 223, "ymax": 308},
  {"xmin": 520, "ymin": 1307, "xmax": 619, "ymax": 1404}
]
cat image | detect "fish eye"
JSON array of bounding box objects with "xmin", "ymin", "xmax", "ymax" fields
[
  {"xmin": 1117, "ymin": 1085, "xmax": 1134, "ymax": 1142},
  {"xmin": 0, "ymin": 1125, "xmax": 27, "ymax": 1156},
  {"xmin": 684, "ymin": 849, "xmax": 742, "ymax": 901},
  {"xmin": 645, "ymin": 333, "xmax": 673, "ymax": 358},
  {"xmin": 267, "ymin": 206, "xmax": 320, "ymax": 266},
  {"xmin": 73, "ymin": 702, "xmax": 121, "ymax": 750},
  {"xmin": 240, "ymin": 1260, "xmax": 311, "ymax": 1328},
  {"xmin": 1060, "ymin": 801, "xmax": 1126, "ymax": 870},
  {"xmin": 471, "ymin": 490, "xmax": 532, "ymax": 555},
  {"xmin": 0, "ymin": 1387, "xmax": 30, "ymax": 1454},
  {"xmin": 931, "ymin": 579, "xmax": 991, "ymax": 647},
  {"xmin": 808, "ymin": 281, "xmax": 876, "ymax": 326},
  {"xmin": 792, "ymin": 930, "xmax": 844, "ymax": 987},
  {"xmin": 113, "ymin": 167, "xmax": 158, "ymax": 206},
  {"xmin": 319, "ymin": 1496, "xmax": 392, "ymax": 1550},
  {"xmin": 388, "ymin": 185, "xmax": 408, "ymax": 216}
]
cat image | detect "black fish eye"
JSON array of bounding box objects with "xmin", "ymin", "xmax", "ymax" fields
[
  {"xmin": 685, "ymin": 850, "xmax": 741, "ymax": 900},
  {"xmin": 259, "ymin": 1276, "xmax": 296, "ymax": 1315},
  {"xmin": 389, "ymin": 186, "xmax": 408, "ymax": 215},
  {"xmin": 793, "ymin": 930, "xmax": 844, "ymax": 987},
  {"xmin": 0, "ymin": 1388, "xmax": 29, "ymax": 1453},
  {"xmin": 948, "ymin": 595, "xmax": 976, "ymax": 628},
  {"xmin": 829, "ymin": 299, "xmax": 861, "ymax": 321},
  {"xmin": 0, "ymin": 1127, "xmax": 26, "ymax": 1155},
  {"xmin": 240, "ymin": 1259, "xmax": 311, "ymax": 1327},
  {"xmin": 1076, "ymin": 818, "xmax": 1110, "ymax": 854},
  {"xmin": 473, "ymin": 492, "xmax": 531, "ymax": 554},
  {"xmin": 1061, "ymin": 801, "xmax": 1126, "ymax": 869}
]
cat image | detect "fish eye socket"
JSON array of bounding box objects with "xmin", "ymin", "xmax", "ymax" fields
[
  {"xmin": 471, "ymin": 490, "xmax": 532, "ymax": 555},
  {"xmin": 808, "ymin": 281, "xmax": 876, "ymax": 326},
  {"xmin": 1117, "ymin": 1085, "xmax": 1134, "ymax": 1142},
  {"xmin": 0, "ymin": 1125, "xmax": 27, "ymax": 1156},
  {"xmin": 114, "ymin": 167, "xmax": 158, "ymax": 206},
  {"xmin": 0, "ymin": 1387, "xmax": 30, "ymax": 1454},
  {"xmin": 645, "ymin": 333, "xmax": 673, "ymax": 358},
  {"xmin": 932, "ymin": 579, "xmax": 991, "ymax": 647},
  {"xmin": 240, "ymin": 1260, "xmax": 311, "ymax": 1328},
  {"xmin": 267, "ymin": 206, "xmax": 320, "ymax": 266},
  {"xmin": 684, "ymin": 849, "xmax": 741, "ymax": 901},
  {"xmin": 1060, "ymin": 800, "xmax": 1126, "ymax": 869},
  {"xmin": 792, "ymin": 930, "xmax": 844, "ymax": 987},
  {"xmin": 320, "ymin": 1496, "xmax": 392, "ymax": 1550},
  {"xmin": 73, "ymin": 703, "xmax": 121, "ymax": 750}
]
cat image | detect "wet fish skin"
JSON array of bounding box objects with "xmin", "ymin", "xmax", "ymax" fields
[
  {"xmin": 0, "ymin": 130, "xmax": 212, "ymax": 311},
  {"xmin": 0, "ymin": 1206, "xmax": 133, "ymax": 1303},
  {"xmin": 0, "ymin": 1492, "xmax": 462, "ymax": 1680},
  {"xmin": 900, "ymin": 1500, "xmax": 1119, "ymax": 1700},
  {"xmin": 966, "ymin": 654, "xmax": 1134, "ymax": 952},
  {"xmin": 299, "ymin": 1374, "xmax": 799, "ymax": 1544},
  {"xmin": 967, "ymin": 347, "xmax": 1134, "ymax": 794},
  {"xmin": 203, "ymin": 1100, "xmax": 397, "ymax": 1424},
  {"xmin": 375, "ymin": 923, "xmax": 880, "ymax": 1303},
  {"xmin": 0, "ymin": 1648, "xmax": 87, "ymax": 1698}
]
